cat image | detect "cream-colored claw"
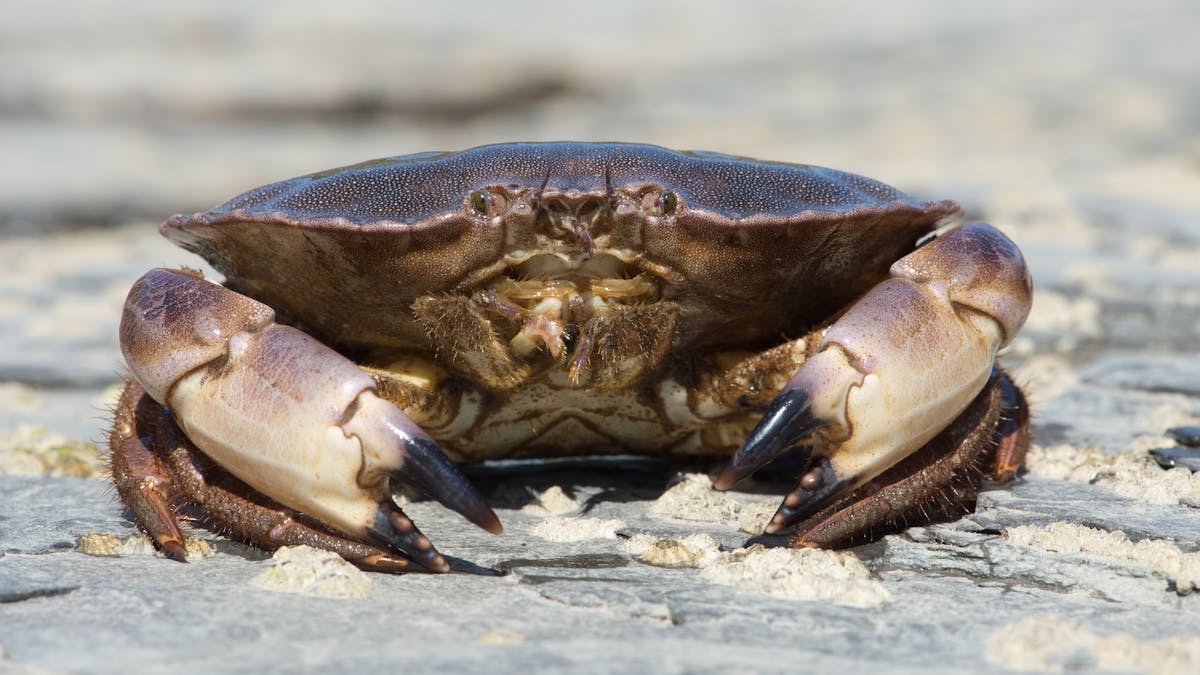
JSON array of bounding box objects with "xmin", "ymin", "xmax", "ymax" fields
[
  {"xmin": 716, "ymin": 223, "xmax": 1032, "ymax": 531},
  {"xmin": 120, "ymin": 268, "xmax": 500, "ymax": 571}
]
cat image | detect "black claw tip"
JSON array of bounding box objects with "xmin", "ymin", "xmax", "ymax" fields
[
  {"xmin": 715, "ymin": 389, "xmax": 822, "ymax": 490},
  {"xmin": 764, "ymin": 459, "xmax": 853, "ymax": 534},
  {"xmin": 400, "ymin": 436, "xmax": 503, "ymax": 534}
]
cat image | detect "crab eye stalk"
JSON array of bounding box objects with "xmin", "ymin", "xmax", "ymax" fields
[{"xmin": 469, "ymin": 190, "xmax": 491, "ymax": 215}]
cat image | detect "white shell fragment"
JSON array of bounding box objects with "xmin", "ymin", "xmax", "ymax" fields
[
  {"xmin": 623, "ymin": 535, "xmax": 889, "ymax": 607},
  {"xmin": 520, "ymin": 485, "xmax": 581, "ymax": 516},
  {"xmin": 648, "ymin": 473, "xmax": 776, "ymax": 534},
  {"xmin": 0, "ymin": 425, "xmax": 104, "ymax": 478},
  {"xmin": 1027, "ymin": 443, "xmax": 1200, "ymax": 506},
  {"xmin": 476, "ymin": 629, "xmax": 526, "ymax": 646},
  {"xmin": 699, "ymin": 546, "xmax": 890, "ymax": 606},
  {"xmin": 252, "ymin": 545, "xmax": 372, "ymax": 598},
  {"xmin": 529, "ymin": 516, "xmax": 626, "ymax": 542},
  {"xmin": 76, "ymin": 532, "xmax": 214, "ymax": 559},
  {"xmin": 1005, "ymin": 523, "xmax": 1200, "ymax": 594},
  {"xmin": 623, "ymin": 533, "xmax": 723, "ymax": 568}
]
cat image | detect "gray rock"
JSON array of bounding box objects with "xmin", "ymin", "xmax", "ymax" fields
[
  {"xmin": 972, "ymin": 479, "xmax": 1200, "ymax": 547},
  {"xmin": 5, "ymin": 468, "xmax": 1200, "ymax": 673}
]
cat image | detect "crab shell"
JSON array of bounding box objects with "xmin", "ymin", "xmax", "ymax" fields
[
  {"xmin": 163, "ymin": 143, "xmax": 974, "ymax": 356},
  {"xmin": 111, "ymin": 143, "xmax": 1032, "ymax": 572}
]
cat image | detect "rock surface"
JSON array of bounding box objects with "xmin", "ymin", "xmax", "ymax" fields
[{"xmin": 3, "ymin": 1, "xmax": 1200, "ymax": 673}]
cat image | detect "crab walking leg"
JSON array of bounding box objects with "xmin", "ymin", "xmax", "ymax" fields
[
  {"xmin": 120, "ymin": 268, "xmax": 501, "ymax": 571},
  {"xmin": 109, "ymin": 379, "xmax": 188, "ymax": 560},
  {"xmin": 992, "ymin": 372, "xmax": 1032, "ymax": 483},
  {"xmin": 715, "ymin": 223, "xmax": 1032, "ymax": 533}
]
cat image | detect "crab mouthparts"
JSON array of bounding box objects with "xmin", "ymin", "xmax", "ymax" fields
[{"xmin": 477, "ymin": 252, "xmax": 661, "ymax": 379}]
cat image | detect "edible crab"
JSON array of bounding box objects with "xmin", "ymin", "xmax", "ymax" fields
[{"xmin": 110, "ymin": 142, "xmax": 1032, "ymax": 572}]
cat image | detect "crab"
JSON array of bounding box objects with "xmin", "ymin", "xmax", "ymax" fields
[{"xmin": 109, "ymin": 142, "xmax": 1032, "ymax": 573}]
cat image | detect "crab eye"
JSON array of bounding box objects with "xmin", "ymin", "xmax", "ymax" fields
[
  {"xmin": 469, "ymin": 190, "xmax": 491, "ymax": 215},
  {"xmin": 640, "ymin": 190, "xmax": 679, "ymax": 216},
  {"xmin": 659, "ymin": 191, "xmax": 678, "ymax": 215}
]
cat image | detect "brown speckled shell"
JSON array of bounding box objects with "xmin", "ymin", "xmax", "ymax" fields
[{"xmin": 163, "ymin": 142, "xmax": 960, "ymax": 354}]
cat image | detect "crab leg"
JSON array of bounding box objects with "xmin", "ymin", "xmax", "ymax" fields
[
  {"xmin": 109, "ymin": 379, "xmax": 188, "ymax": 559},
  {"xmin": 714, "ymin": 223, "xmax": 1032, "ymax": 534},
  {"xmin": 120, "ymin": 268, "xmax": 501, "ymax": 571}
]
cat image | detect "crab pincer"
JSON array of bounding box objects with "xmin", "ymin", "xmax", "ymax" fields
[
  {"xmin": 118, "ymin": 268, "xmax": 500, "ymax": 571},
  {"xmin": 715, "ymin": 224, "xmax": 1032, "ymax": 544}
]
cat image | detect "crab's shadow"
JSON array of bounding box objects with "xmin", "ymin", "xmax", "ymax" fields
[{"xmin": 453, "ymin": 450, "xmax": 811, "ymax": 516}]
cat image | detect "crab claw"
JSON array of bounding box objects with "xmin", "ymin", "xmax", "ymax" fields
[
  {"xmin": 714, "ymin": 224, "xmax": 1032, "ymax": 537},
  {"xmin": 121, "ymin": 268, "xmax": 501, "ymax": 571},
  {"xmin": 713, "ymin": 389, "xmax": 822, "ymax": 490},
  {"xmin": 340, "ymin": 394, "xmax": 503, "ymax": 537},
  {"xmin": 712, "ymin": 345, "xmax": 869, "ymax": 531}
]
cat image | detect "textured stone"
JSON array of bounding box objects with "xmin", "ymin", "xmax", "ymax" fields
[
  {"xmin": 986, "ymin": 614, "xmax": 1200, "ymax": 674},
  {"xmin": 0, "ymin": 425, "xmax": 105, "ymax": 478},
  {"xmin": 970, "ymin": 478, "xmax": 1200, "ymax": 546}
]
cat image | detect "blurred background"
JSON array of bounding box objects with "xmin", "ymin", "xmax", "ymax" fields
[{"xmin": 1, "ymin": 0, "xmax": 1197, "ymax": 443}]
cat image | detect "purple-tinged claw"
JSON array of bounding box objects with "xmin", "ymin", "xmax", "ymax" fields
[
  {"xmin": 342, "ymin": 394, "xmax": 502, "ymax": 536},
  {"xmin": 396, "ymin": 436, "xmax": 503, "ymax": 535},
  {"xmin": 763, "ymin": 459, "xmax": 852, "ymax": 534},
  {"xmin": 727, "ymin": 224, "xmax": 1032, "ymax": 540},
  {"xmin": 713, "ymin": 389, "xmax": 822, "ymax": 490},
  {"xmin": 120, "ymin": 268, "xmax": 501, "ymax": 569},
  {"xmin": 367, "ymin": 505, "xmax": 449, "ymax": 573}
]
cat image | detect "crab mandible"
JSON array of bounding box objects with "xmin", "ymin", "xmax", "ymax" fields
[{"xmin": 110, "ymin": 143, "xmax": 1032, "ymax": 572}]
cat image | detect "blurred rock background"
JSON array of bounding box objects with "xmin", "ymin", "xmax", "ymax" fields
[{"xmin": 2, "ymin": 1, "xmax": 1199, "ymax": 673}]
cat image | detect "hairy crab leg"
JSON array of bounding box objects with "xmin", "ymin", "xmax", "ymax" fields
[
  {"xmin": 119, "ymin": 268, "xmax": 500, "ymax": 572},
  {"xmin": 991, "ymin": 373, "xmax": 1032, "ymax": 483},
  {"xmin": 109, "ymin": 379, "xmax": 188, "ymax": 559},
  {"xmin": 715, "ymin": 223, "xmax": 1032, "ymax": 536}
]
